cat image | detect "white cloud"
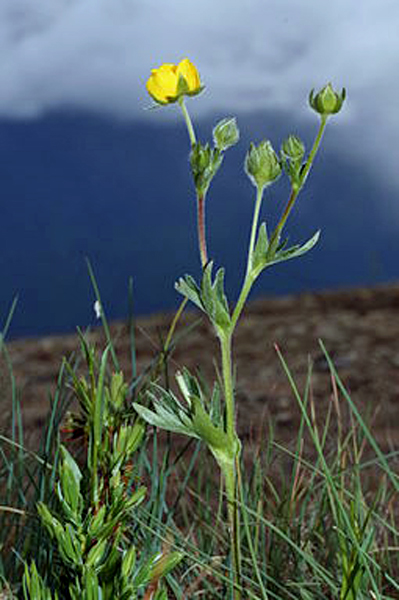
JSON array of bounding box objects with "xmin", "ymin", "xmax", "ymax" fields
[
  {"xmin": 0, "ymin": 0, "xmax": 398, "ymax": 195},
  {"xmin": 0, "ymin": 0, "xmax": 395, "ymax": 117}
]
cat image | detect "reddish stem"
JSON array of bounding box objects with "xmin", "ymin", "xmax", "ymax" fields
[{"xmin": 197, "ymin": 193, "xmax": 208, "ymax": 267}]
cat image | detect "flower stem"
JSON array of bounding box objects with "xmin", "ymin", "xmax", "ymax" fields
[
  {"xmin": 224, "ymin": 460, "xmax": 241, "ymax": 600},
  {"xmin": 178, "ymin": 98, "xmax": 208, "ymax": 267},
  {"xmin": 197, "ymin": 193, "xmax": 208, "ymax": 268},
  {"xmin": 231, "ymin": 185, "xmax": 264, "ymax": 330},
  {"xmin": 179, "ymin": 97, "xmax": 196, "ymax": 146},
  {"xmin": 219, "ymin": 332, "xmax": 241, "ymax": 597},
  {"xmin": 216, "ymin": 186, "xmax": 266, "ymax": 590},
  {"xmin": 246, "ymin": 185, "xmax": 264, "ymax": 278},
  {"xmin": 271, "ymin": 115, "xmax": 328, "ymax": 246},
  {"xmin": 220, "ymin": 332, "xmax": 235, "ymax": 441},
  {"xmin": 299, "ymin": 114, "xmax": 328, "ymax": 189}
]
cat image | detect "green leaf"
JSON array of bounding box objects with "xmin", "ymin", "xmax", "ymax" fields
[
  {"xmin": 132, "ymin": 559, "xmax": 152, "ymax": 588},
  {"xmin": 86, "ymin": 538, "xmax": 108, "ymax": 569},
  {"xmin": 37, "ymin": 502, "xmax": 64, "ymax": 540},
  {"xmin": 83, "ymin": 569, "xmax": 102, "ymax": 600},
  {"xmin": 255, "ymin": 230, "xmax": 320, "ymax": 275},
  {"xmin": 174, "ymin": 274, "xmax": 203, "ymax": 310},
  {"xmin": 268, "ymin": 230, "xmax": 320, "ymax": 266},
  {"xmin": 201, "ymin": 262, "xmax": 216, "ymax": 317},
  {"xmin": 124, "ymin": 486, "xmax": 147, "ymax": 511},
  {"xmin": 93, "ymin": 345, "xmax": 111, "ymax": 450},
  {"xmin": 23, "ymin": 561, "xmax": 52, "ymax": 600},
  {"xmin": 126, "ymin": 420, "xmax": 145, "ymax": 455},
  {"xmin": 60, "ymin": 445, "xmax": 82, "ymax": 486},
  {"xmin": 88, "ymin": 505, "xmax": 106, "ymax": 539},
  {"xmin": 176, "ymin": 368, "xmax": 201, "ymax": 403},
  {"xmin": 252, "ymin": 222, "xmax": 269, "ymax": 273},
  {"xmin": 190, "ymin": 397, "xmax": 228, "ymax": 452},
  {"xmin": 121, "ymin": 546, "xmax": 136, "ymax": 579},
  {"xmin": 133, "ymin": 400, "xmax": 196, "ymax": 438},
  {"xmin": 175, "ymin": 265, "xmax": 231, "ymax": 332},
  {"xmin": 58, "ymin": 446, "xmax": 83, "ymax": 519},
  {"xmin": 149, "ymin": 551, "xmax": 184, "ymax": 580},
  {"xmin": 109, "ymin": 371, "xmax": 128, "ymax": 408},
  {"xmin": 96, "ymin": 540, "xmax": 120, "ymax": 579},
  {"xmin": 212, "ymin": 267, "xmax": 231, "ymax": 329}
]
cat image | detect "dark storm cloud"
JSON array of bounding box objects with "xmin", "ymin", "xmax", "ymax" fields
[{"xmin": 1, "ymin": 0, "xmax": 398, "ymax": 199}]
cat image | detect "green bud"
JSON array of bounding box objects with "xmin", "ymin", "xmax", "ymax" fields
[
  {"xmin": 190, "ymin": 142, "xmax": 223, "ymax": 196},
  {"xmin": 213, "ymin": 117, "xmax": 240, "ymax": 151},
  {"xmin": 245, "ymin": 141, "xmax": 281, "ymax": 189},
  {"xmin": 281, "ymin": 135, "xmax": 305, "ymax": 162},
  {"xmin": 191, "ymin": 142, "xmax": 214, "ymax": 172},
  {"xmin": 309, "ymin": 83, "xmax": 346, "ymax": 116},
  {"xmin": 281, "ymin": 135, "xmax": 306, "ymax": 190}
]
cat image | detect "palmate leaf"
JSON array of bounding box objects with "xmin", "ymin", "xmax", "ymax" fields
[
  {"xmin": 174, "ymin": 274, "xmax": 204, "ymax": 311},
  {"xmin": 175, "ymin": 262, "xmax": 231, "ymax": 333},
  {"xmin": 253, "ymin": 229, "xmax": 320, "ymax": 276},
  {"xmin": 133, "ymin": 370, "xmax": 237, "ymax": 466},
  {"xmin": 133, "ymin": 386, "xmax": 197, "ymax": 439},
  {"xmin": 269, "ymin": 230, "xmax": 320, "ymax": 265}
]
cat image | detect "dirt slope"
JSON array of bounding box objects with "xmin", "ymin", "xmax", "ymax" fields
[{"xmin": 1, "ymin": 283, "xmax": 399, "ymax": 461}]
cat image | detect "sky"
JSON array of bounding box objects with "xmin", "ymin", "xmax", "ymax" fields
[
  {"xmin": 1, "ymin": 0, "xmax": 399, "ymax": 337},
  {"xmin": 1, "ymin": 0, "xmax": 399, "ymax": 216}
]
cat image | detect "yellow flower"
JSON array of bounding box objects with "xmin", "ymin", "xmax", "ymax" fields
[{"xmin": 146, "ymin": 58, "xmax": 202, "ymax": 105}]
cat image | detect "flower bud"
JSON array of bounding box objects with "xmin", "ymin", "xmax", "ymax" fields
[
  {"xmin": 245, "ymin": 141, "xmax": 281, "ymax": 189},
  {"xmin": 213, "ymin": 117, "xmax": 240, "ymax": 151},
  {"xmin": 191, "ymin": 143, "xmax": 212, "ymax": 174},
  {"xmin": 190, "ymin": 143, "xmax": 223, "ymax": 195},
  {"xmin": 281, "ymin": 135, "xmax": 305, "ymax": 162},
  {"xmin": 281, "ymin": 135, "xmax": 305, "ymax": 190},
  {"xmin": 309, "ymin": 83, "xmax": 346, "ymax": 116}
]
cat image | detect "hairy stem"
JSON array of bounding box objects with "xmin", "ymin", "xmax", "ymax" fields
[
  {"xmin": 271, "ymin": 114, "xmax": 328, "ymax": 247},
  {"xmin": 224, "ymin": 460, "xmax": 241, "ymax": 600},
  {"xmin": 219, "ymin": 332, "xmax": 241, "ymax": 596},
  {"xmin": 220, "ymin": 332, "xmax": 235, "ymax": 441},
  {"xmin": 231, "ymin": 185, "xmax": 264, "ymax": 329},
  {"xmin": 197, "ymin": 193, "xmax": 208, "ymax": 267},
  {"xmin": 179, "ymin": 97, "xmax": 196, "ymax": 146},
  {"xmin": 179, "ymin": 97, "xmax": 209, "ymax": 267}
]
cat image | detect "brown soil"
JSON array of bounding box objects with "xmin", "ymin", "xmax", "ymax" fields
[{"xmin": 1, "ymin": 282, "xmax": 399, "ymax": 463}]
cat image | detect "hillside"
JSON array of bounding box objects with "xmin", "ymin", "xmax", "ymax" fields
[{"xmin": 2, "ymin": 283, "xmax": 399, "ymax": 461}]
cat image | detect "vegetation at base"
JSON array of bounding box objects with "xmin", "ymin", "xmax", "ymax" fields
[{"xmin": 0, "ymin": 297, "xmax": 398, "ymax": 598}]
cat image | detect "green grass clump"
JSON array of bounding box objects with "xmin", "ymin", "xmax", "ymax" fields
[{"xmin": 0, "ymin": 297, "xmax": 397, "ymax": 599}]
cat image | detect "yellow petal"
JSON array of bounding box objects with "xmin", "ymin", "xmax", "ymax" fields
[
  {"xmin": 146, "ymin": 60, "xmax": 202, "ymax": 105},
  {"xmin": 146, "ymin": 63, "xmax": 179, "ymax": 104},
  {"xmin": 146, "ymin": 75, "xmax": 168, "ymax": 104},
  {"xmin": 177, "ymin": 58, "xmax": 201, "ymax": 94}
]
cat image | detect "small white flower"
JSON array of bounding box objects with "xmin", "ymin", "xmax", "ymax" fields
[{"xmin": 94, "ymin": 300, "xmax": 101, "ymax": 319}]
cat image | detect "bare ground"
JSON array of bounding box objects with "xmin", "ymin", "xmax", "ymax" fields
[{"xmin": 0, "ymin": 282, "xmax": 398, "ymax": 464}]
